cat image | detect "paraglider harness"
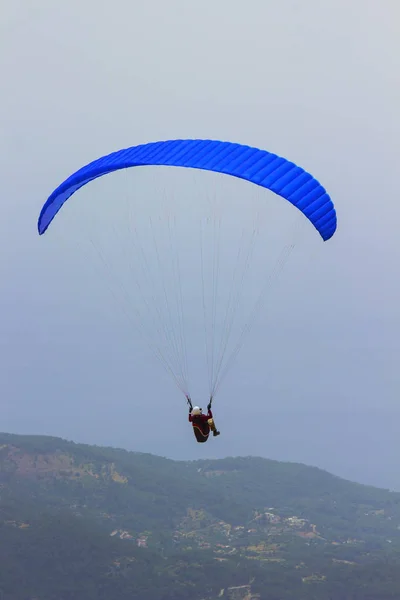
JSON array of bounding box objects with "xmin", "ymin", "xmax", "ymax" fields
[{"xmin": 186, "ymin": 395, "xmax": 220, "ymax": 443}]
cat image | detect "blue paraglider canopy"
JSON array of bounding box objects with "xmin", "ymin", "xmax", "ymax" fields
[{"xmin": 38, "ymin": 139, "xmax": 336, "ymax": 241}]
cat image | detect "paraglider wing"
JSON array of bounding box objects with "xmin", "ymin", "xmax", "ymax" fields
[{"xmin": 38, "ymin": 139, "xmax": 336, "ymax": 241}]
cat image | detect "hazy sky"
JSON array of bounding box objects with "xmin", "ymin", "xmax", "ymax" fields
[{"xmin": 1, "ymin": 0, "xmax": 400, "ymax": 490}]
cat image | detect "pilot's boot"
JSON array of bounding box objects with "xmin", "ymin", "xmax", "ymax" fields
[{"xmin": 208, "ymin": 418, "xmax": 220, "ymax": 437}]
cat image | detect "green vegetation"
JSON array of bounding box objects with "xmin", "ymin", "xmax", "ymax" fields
[{"xmin": 1, "ymin": 432, "xmax": 400, "ymax": 599}]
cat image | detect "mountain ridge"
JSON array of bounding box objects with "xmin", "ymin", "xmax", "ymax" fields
[{"xmin": 1, "ymin": 431, "xmax": 400, "ymax": 599}]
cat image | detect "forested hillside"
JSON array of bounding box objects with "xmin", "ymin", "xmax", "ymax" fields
[{"xmin": 1, "ymin": 432, "xmax": 400, "ymax": 599}]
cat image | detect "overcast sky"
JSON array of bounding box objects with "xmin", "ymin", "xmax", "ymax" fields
[{"xmin": 1, "ymin": 0, "xmax": 399, "ymax": 490}]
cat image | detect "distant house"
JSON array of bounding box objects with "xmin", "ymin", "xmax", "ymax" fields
[
  {"xmin": 137, "ymin": 536, "xmax": 148, "ymax": 548},
  {"xmin": 110, "ymin": 529, "xmax": 133, "ymax": 540}
]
